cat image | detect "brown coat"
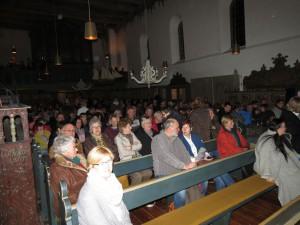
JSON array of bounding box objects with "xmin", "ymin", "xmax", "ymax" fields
[
  {"xmin": 189, "ymin": 108, "xmax": 211, "ymax": 141},
  {"xmin": 83, "ymin": 133, "xmax": 120, "ymax": 162},
  {"xmin": 50, "ymin": 154, "xmax": 87, "ymax": 216}
]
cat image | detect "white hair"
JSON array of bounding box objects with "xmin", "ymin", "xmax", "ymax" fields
[
  {"xmin": 141, "ymin": 117, "xmax": 152, "ymax": 126},
  {"xmin": 53, "ymin": 135, "xmax": 75, "ymax": 154},
  {"xmin": 89, "ymin": 117, "xmax": 101, "ymax": 133}
]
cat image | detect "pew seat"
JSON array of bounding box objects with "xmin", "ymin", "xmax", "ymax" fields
[
  {"xmin": 259, "ymin": 195, "xmax": 300, "ymax": 225},
  {"xmin": 143, "ymin": 175, "xmax": 275, "ymax": 225}
]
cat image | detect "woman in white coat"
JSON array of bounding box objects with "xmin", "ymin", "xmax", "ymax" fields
[
  {"xmin": 77, "ymin": 146, "xmax": 132, "ymax": 225},
  {"xmin": 254, "ymin": 119, "xmax": 300, "ymax": 206}
]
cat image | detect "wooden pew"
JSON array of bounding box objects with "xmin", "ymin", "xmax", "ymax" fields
[
  {"xmin": 31, "ymin": 141, "xmax": 57, "ymax": 225},
  {"xmin": 59, "ymin": 180, "xmax": 75, "ymax": 225},
  {"xmin": 123, "ymin": 149, "xmax": 255, "ymax": 210},
  {"xmin": 259, "ymin": 195, "xmax": 300, "ymax": 225},
  {"xmin": 31, "ymin": 142, "xmax": 49, "ymax": 221},
  {"xmin": 143, "ymin": 175, "xmax": 275, "ymax": 225},
  {"xmin": 59, "ymin": 149, "xmax": 261, "ymax": 225},
  {"xmin": 113, "ymin": 139, "xmax": 217, "ymax": 177}
]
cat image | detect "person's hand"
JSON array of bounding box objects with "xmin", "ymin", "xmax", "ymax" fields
[
  {"xmin": 183, "ymin": 162, "xmax": 196, "ymax": 170},
  {"xmin": 266, "ymin": 177, "xmax": 275, "ymax": 183},
  {"xmin": 242, "ymin": 147, "xmax": 249, "ymax": 151}
]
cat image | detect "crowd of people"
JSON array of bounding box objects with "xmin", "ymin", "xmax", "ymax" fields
[{"xmin": 28, "ymin": 95, "xmax": 300, "ymax": 224}]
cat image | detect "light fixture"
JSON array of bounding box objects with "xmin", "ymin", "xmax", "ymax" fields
[
  {"xmin": 130, "ymin": 0, "xmax": 168, "ymax": 88},
  {"xmin": 130, "ymin": 59, "xmax": 168, "ymax": 88},
  {"xmin": 54, "ymin": 14, "xmax": 63, "ymax": 66},
  {"xmin": 11, "ymin": 45, "xmax": 17, "ymax": 54},
  {"xmin": 84, "ymin": 0, "xmax": 98, "ymax": 40},
  {"xmin": 44, "ymin": 62, "xmax": 49, "ymax": 76},
  {"xmin": 54, "ymin": 53, "xmax": 62, "ymax": 66},
  {"xmin": 231, "ymin": 43, "xmax": 240, "ymax": 55}
]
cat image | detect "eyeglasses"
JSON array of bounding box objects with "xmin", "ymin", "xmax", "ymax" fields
[
  {"xmin": 64, "ymin": 129, "xmax": 75, "ymax": 132},
  {"xmin": 93, "ymin": 160, "xmax": 113, "ymax": 166}
]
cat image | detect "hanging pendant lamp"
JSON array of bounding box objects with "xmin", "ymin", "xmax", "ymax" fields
[
  {"xmin": 11, "ymin": 45, "xmax": 17, "ymax": 54},
  {"xmin": 44, "ymin": 62, "xmax": 49, "ymax": 76},
  {"xmin": 54, "ymin": 53, "xmax": 62, "ymax": 66},
  {"xmin": 84, "ymin": 0, "xmax": 98, "ymax": 40},
  {"xmin": 231, "ymin": 43, "xmax": 240, "ymax": 55}
]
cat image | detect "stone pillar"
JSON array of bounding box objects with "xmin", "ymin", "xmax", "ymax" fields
[{"xmin": 0, "ymin": 105, "xmax": 39, "ymax": 225}]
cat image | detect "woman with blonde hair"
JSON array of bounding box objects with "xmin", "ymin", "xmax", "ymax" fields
[
  {"xmin": 77, "ymin": 146, "xmax": 132, "ymax": 225},
  {"xmin": 217, "ymin": 114, "xmax": 249, "ymax": 158}
]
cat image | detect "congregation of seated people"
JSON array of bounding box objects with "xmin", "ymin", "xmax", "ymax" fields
[{"xmin": 28, "ymin": 95, "xmax": 300, "ymax": 224}]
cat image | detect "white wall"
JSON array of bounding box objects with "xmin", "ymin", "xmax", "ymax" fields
[
  {"xmin": 0, "ymin": 28, "xmax": 32, "ymax": 66},
  {"xmin": 122, "ymin": 0, "xmax": 300, "ymax": 86}
]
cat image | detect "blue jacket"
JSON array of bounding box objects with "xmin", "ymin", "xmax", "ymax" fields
[{"xmin": 178, "ymin": 132, "xmax": 205, "ymax": 157}]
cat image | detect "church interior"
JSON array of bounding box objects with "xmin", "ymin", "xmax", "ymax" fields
[{"xmin": 0, "ymin": 0, "xmax": 300, "ymax": 225}]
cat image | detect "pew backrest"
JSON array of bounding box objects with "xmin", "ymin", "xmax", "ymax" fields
[
  {"xmin": 59, "ymin": 180, "xmax": 75, "ymax": 225},
  {"xmin": 123, "ymin": 149, "xmax": 255, "ymax": 210},
  {"xmin": 259, "ymin": 195, "xmax": 300, "ymax": 225},
  {"xmin": 113, "ymin": 139, "xmax": 217, "ymax": 177}
]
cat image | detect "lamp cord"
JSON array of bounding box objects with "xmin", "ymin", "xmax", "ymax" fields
[
  {"xmin": 144, "ymin": 0, "xmax": 148, "ymax": 36},
  {"xmin": 88, "ymin": 0, "xmax": 91, "ymax": 20},
  {"xmin": 54, "ymin": 16, "xmax": 59, "ymax": 54}
]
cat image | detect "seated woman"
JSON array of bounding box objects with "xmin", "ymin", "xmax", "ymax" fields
[
  {"xmin": 254, "ymin": 119, "xmax": 300, "ymax": 206},
  {"xmin": 178, "ymin": 120, "xmax": 232, "ymax": 192},
  {"xmin": 134, "ymin": 117, "xmax": 158, "ymax": 156},
  {"xmin": 33, "ymin": 119, "xmax": 51, "ymax": 152},
  {"xmin": 83, "ymin": 118, "xmax": 119, "ymax": 162},
  {"xmin": 115, "ymin": 118, "xmax": 152, "ymax": 185},
  {"xmin": 217, "ymin": 114, "xmax": 249, "ymax": 158},
  {"xmin": 77, "ymin": 146, "xmax": 132, "ymax": 225},
  {"xmin": 74, "ymin": 116, "xmax": 85, "ymax": 143},
  {"xmin": 50, "ymin": 135, "xmax": 87, "ymax": 216},
  {"xmin": 216, "ymin": 115, "xmax": 249, "ymax": 187}
]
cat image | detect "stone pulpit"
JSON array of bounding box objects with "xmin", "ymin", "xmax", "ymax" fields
[{"xmin": 0, "ymin": 105, "xmax": 39, "ymax": 225}]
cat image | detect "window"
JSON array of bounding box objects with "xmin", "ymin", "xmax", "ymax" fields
[
  {"xmin": 178, "ymin": 22, "xmax": 185, "ymax": 61},
  {"xmin": 170, "ymin": 16, "xmax": 185, "ymax": 63}
]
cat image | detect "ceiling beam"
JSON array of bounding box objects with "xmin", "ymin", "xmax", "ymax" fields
[{"xmin": 0, "ymin": 7, "xmax": 124, "ymax": 25}]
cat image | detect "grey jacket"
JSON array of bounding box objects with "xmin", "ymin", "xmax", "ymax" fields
[
  {"xmin": 151, "ymin": 131, "xmax": 191, "ymax": 177},
  {"xmin": 254, "ymin": 130, "xmax": 300, "ymax": 205}
]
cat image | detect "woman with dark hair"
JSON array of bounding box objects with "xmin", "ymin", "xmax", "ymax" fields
[
  {"xmin": 74, "ymin": 116, "xmax": 85, "ymax": 143},
  {"xmin": 254, "ymin": 119, "xmax": 300, "ymax": 205},
  {"xmin": 281, "ymin": 96, "xmax": 300, "ymax": 153}
]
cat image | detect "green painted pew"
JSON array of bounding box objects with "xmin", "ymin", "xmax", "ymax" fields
[
  {"xmin": 59, "ymin": 148, "xmax": 259, "ymax": 225},
  {"xmin": 123, "ymin": 149, "xmax": 255, "ymax": 210},
  {"xmin": 31, "ymin": 142, "xmax": 49, "ymax": 221},
  {"xmin": 113, "ymin": 139, "xmax": 217, "ymax": 177}
]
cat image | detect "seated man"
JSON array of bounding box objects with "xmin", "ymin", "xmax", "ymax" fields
[
  {"xmin": 151, "ymin": 118, "xmax": 196, "ymax": 209},
  {"xmin": 50, "ymin": 135, "xmax": 87, "ymax": 216}
]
